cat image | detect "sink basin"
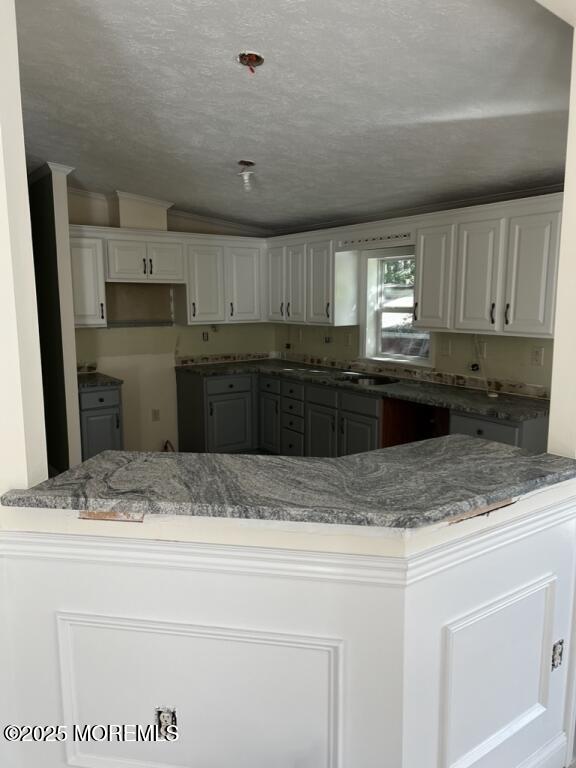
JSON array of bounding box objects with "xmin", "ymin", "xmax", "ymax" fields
[{"xmin": 334, "ymin": 373, "xmax": 399, "ymax": 386}]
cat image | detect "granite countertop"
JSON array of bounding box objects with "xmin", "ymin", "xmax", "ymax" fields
[
  {"xmin": 3, "ymin": 435, "xmax": 575, "ymax": 529},
  {"xmin": 177, "ymin": 361, "xmax": 549, "ymax": 422},
  {"xmin": 78, "ymin": 372, "xmax": 124, "ymax": 389}
]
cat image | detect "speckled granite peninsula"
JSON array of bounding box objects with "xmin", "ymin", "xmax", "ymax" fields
[{"xmin": 3, "ymin": 435, "xmax": 576, "ymax": 528}]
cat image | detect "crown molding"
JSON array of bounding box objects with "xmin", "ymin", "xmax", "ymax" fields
[
  {"xmin": 115, "ymin": 190, "xmax": 174, "ymax": 210},
  {"xmin": 68, "ymin": 187, "xmax": 110, "ymax": 202},
  {"xmin": 168, "ymin": 207, "xmax": 273, "ymax": 236},
  {"xmin": 47, "ymin": 161, "xmax": 75, "ymax": 177}
]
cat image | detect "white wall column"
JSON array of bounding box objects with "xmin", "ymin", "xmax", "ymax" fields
[
  {"xmin": 48, "ymin": 162, "xmax": 82, "ymax": 466},
  {"xmin": 548, "ymin": 32, "xmax": 576, "ymax": 457},
  {"xmin": 0, "ymin": 0, "xmax": 47, "ymax": 493}
]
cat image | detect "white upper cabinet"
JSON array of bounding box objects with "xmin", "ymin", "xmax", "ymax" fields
[
  {"xmin": 267, "ymin": 246, "xmax": 285, "ymax": 321},
  {"xmin": 285, "ymin": 244, "xmax": 306, "ymax": 322},
  {"xmin": 307, "ymin": 241, "xmax": 333, "ymax": 324},
  {"xmin": 107, "ymin": 239, "xmax": 184, "ymax": 283},
  {"xmin": 454, "ymin": 219, "xmax": 504, "ymax": 332},
  {"xmin": 503, "ymin": 212, "xmax": 560, "ymax": 337},
  {"xmin": 187, "ymin": 245, "xmax": 225, "ymax": 323},
  {"xmin": 107, "ymin": 240, "xmax": 148, "ymax": 281},
  {"xmin": 267, "ymin": 243, "xmax": 307, "ymax": 322},
  {"xmin": 70, "ymin": 238, "xmax": 107, "ymax": 327},
  {"xmin": 413, "ymin": 224, "xmax": 456, "ymax": 329},
  {"xmin": 224, "ymin": 246, "xmax": 261, "ymax": 322},
  {"xmin": 146, "ymin": 242, "xmax": 185, "ymax": 283}
]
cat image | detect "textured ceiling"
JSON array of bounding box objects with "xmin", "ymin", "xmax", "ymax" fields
[{"xmin": 16, "ymin": 0, "xmax": 573, "ymax": 233}]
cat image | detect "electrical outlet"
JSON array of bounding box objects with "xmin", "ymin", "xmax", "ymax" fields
[
  {"xmin": 531, "ymin": 346, "xmax": 545, "ymax": 367},
  {"xmin": 202, "ymin": 332, "xmax": 209, "ymax": 342},
  {"xmin": 345, "ymin": 332, "xmax": 353, "ymax": 347},
  {"xmin": 477, "ymin": 342, "xmax": 487, "ymax": 360},
  {"xmin": 284, "ymin": 342, "xmax": 291, "ymax": 350},
  {"xmin": 323, "ymin": 336, "xmax": 333, "ymax": 344},
  {"xmin": 151, "ymin": 409, "xmax": 160, "ymax": 422}
]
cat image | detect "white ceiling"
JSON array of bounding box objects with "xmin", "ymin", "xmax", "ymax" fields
[{"xmin": 16, "ymin": 0, "xmax": 573, "ymax": 234}]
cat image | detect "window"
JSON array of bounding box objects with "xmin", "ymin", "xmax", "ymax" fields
[{"xmin": 363, "ymin": 247, "xmax": 430, "ymax": 363}]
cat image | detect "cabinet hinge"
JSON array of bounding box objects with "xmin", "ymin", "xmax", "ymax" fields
[{"xmin": 552, "ymin": 639, "xmax": 564, "ymax": 670}]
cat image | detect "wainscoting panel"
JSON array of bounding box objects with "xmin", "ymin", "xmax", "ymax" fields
[
  {"xmin": 58, "ymin": 612, "xmax": 342, "ymax": 768},
  {"xmin": 440, "ymin": 576, "xmax": 557, "ymax": 768}
]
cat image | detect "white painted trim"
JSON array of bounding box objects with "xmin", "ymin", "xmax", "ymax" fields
[
  {"xmin": 0, "ymin": 532, "xmax": 409, "ymax": 586},
  {"xmin": 439, "ymin": 575, "xmax": 557, "ymax": 768},
  {"xmin": 69, "ymin": 223, "xmax": 266, "ymax": 247},
  {"xmin": 49, "ymin": 168, "xmax": 82, "ymax": 466},
  {"xmin": 517, "ymin": 733, "xmax": 568, "ymax": 768},
  {"xmin": 406, "ymin": 494, "xmax": 576, "ymax": 584},
  {"xmin": 534, "ymin": 0, "xmax": 576, "ymax": 26},
  {"xmin": 47, "ymin": 161, "xmax": 74, "ymax": 176},
  {"xmin": 115, "ymin": 190, "xmax": 174, "ymax": 210},
  {"xmin": 57, "ymin": 611, "xmax": 343, "ymax": 768},
  {"xmin": 68, "ymin": 187, "xmax": 110, "ymax": 202},
  {"xmin": 268, "ymin": 193, "xmax": 564, "ymax": 247},
  {"xmin": 168, "ymin": 207, "xmax": 273, "ymax": 236}
]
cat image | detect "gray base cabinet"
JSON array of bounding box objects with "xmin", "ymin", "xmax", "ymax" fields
[
  {"xmin": 449, "ymin": 412, "xmax": 549, "ymax": 453},
  {"xmin": 305, "ymin": 403, "xmax": 338, "ymax": 457},
  {"xmin": 259, "ymin": 379, "xmax": 281, "ymax": 454},
  {"xmin": 207, "ymin": 392, "xmax": 253, "ymax": 453},
  {"xmin": 177, "ymin": 370, "xmax": 257, "ymax": 453},
  {"xmin": 338, "ymin": 411, "xmax": 379, "ymax": 456},
  {"xmin": 79, "ymin": 385, "xmax": 123, "ymax": 460}
]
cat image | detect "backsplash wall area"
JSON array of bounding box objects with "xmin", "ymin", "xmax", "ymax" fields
[
  {"xmin": 75, "ymin": 324, "xmax": 277, "ymax": 451},
  {"xmin": 77, "ymin": 324, "xmax": 553, "ymax": 452}
]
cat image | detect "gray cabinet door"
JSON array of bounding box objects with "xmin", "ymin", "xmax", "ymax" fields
[
  {"xmin": 81, "ymin": 407, "xmax": 122, "ymax": 459},
  {"xmin": 207, "ymin": 392, "xmax": 253, "ymax": 453},
  {"xmin": 338, "ymin": 412, "xmax": 379, "ymax": 456},
  {"xmin": 305, "ymin": 403, "xmax": 337, "ymax": 457},
  {"xmin": 260, "ymin": 392, "xmax": 280, "ymax": 454}
]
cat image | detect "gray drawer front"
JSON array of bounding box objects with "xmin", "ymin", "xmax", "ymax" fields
[
  {"xmin": 259, "ymin": 377, "xmax": 281, "ymax": 394},
  {"xmin": 339, "ymin": 391, "xmax": 381, "ymax": 418},
  {"xmin": 282, "ymin": 413, "xmax": 304, "ymax": 434},
  {"xmin": 281, "ymin": 380, "xmax": 305, "ymax": 400},
  {"xmin": 282, "ymin": 398, "xmax": 304, "ymax": 418},
  {"xmin": 80, "ymin": 389, "xmax": 120, "ymax": 410},
  {"xmin": 450, "ymin": 413, "xmax": 520, "ymax": 446},
  {"xmin": 206, "ymin": 375, "xmax": 252, "ymax": 395},
  {"xmin": 307, "ymin": 385, "xmax": 338, "ymax": 408},
  {"xmin": 281, "ymin": 428, "xmax": 304, "ymax": 456}
]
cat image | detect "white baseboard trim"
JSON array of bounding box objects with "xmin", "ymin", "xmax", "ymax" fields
[{"xmin": 517, "ymin": 733, "xmax": 568, "ymax": 768}]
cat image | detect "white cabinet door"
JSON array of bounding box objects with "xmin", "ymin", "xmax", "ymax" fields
[
  {"xmin": 147, "ymin": 242, "xmax": 185, "ymax": 283},
  {"xmin": 188, "ymin": 245, "xmax": 225, "ymax": 323},
  {"xmin": 225, "ymin": 247, "xmax": 261, "ymax": 322},
  {"xmin": 503, "ymin": 212, "xmax": 560, "ymax": 337},
  {"xmin": 414, "ymin": 224, "xmax": 455, "ymax": 329},
  {"xmin": 70, "ymin": 238, "xmax": 107, "ymax": 327},
  {"xmin": 267, "ymin": 246, "xmax": 285, "ymax": 321},
  {"xmin": 306, "ymin": 240, "xmax": 333, "ymax": 324},
  {"xmin": 286, "ymin": 243, "xmax": 306, "ymax": 323},
  {"xmin": 107, "ymin": 240, "xmax": 148, "ymax": 282},
  {"xmin": 454, "ymin": 219, "xmax": 504, "ymax": 332}
]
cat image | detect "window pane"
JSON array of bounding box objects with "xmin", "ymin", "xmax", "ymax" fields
[
  {"xmin": 380, "ymin": 314, "xmax": 430, "ymax": 358},
  {"xmin": 378, "ymin": 258, "xmax": 416, "ymax": 307}
]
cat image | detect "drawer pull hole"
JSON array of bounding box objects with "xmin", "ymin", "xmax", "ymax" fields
[
  {"xmin": 476, "ymin": 429, "xmax": 484, "ymax": 436},
  {"xmin": 98, "ymin": 397, "xmax": 104, "ymax": 403}
]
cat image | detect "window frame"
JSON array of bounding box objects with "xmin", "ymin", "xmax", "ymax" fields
[{"xmin": 358, "ymin": 245, "xmax": 433, "ymax": 367}]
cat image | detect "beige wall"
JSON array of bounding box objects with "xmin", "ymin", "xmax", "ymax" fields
[
  {"xmin": 68, "ymin": 189, "xmax": 117, "ymax": 227},
  {"xmin": 76, "ymin": 324, "xmax": 279, "ymax": 451},
  {"xmin": 433, "ymin": 333, "xmax": 553, "ymax": 389},
  {"xmin": 68, "ymin": 187, "xmax": 267, "ymax": 236}
]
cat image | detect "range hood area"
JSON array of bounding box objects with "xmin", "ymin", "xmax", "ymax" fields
[{"xmin": 105, "ymin": 282, "xmax": 175, "ymax": 327}]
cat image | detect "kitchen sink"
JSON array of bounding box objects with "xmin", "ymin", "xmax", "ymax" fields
[{"xmin": 334, "ymin": 373, "xmax": 399, "ymax": 386}]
